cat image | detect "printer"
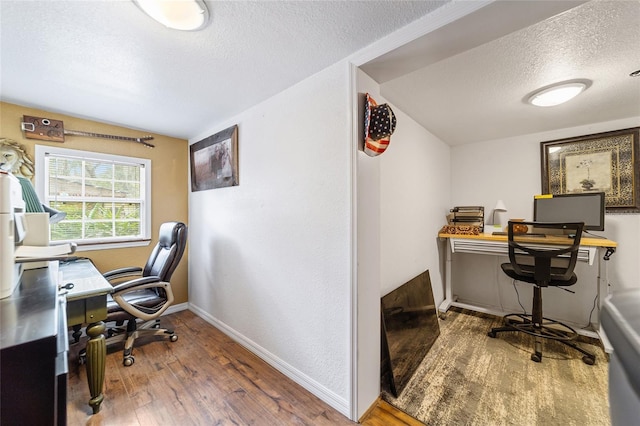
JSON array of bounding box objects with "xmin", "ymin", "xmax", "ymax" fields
[
  {"xmin": 0, "ymin": 171, "xmax": 27, "ymax": 298},
  {"xmin": 1, "ymin": 171, "xmax": 77, "ymax": 299}
]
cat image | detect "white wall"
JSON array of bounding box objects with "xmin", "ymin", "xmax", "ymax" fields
[
  {"xmin": 188, "ymin": 61, "xmax": 353, "ymax": 416},
  {"xmin": 355, "ymin": 69, "xmax": 382, "ymax": 418},
  {"xmin": 378, "ymin": 94, "xmax": 451, "ymax": 302},
  {"xmin": 450, "ymin": 117, "xmax": 640, "ymax": 325},
  {"xmin": 357, "ymin": 70, "xmax": 451, "ymax": 300},
  {"xmin": 355, "ymin": 68, "xmax": 451, "ymax": 417}
]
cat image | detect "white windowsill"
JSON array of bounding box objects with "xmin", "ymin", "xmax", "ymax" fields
[{"xmin": 73, "ymin": 239, "xmax": 152, "ymax": 251}]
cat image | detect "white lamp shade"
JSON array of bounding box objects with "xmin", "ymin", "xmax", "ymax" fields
[{"xmin": 489, "ymin": 200, "xmax": 508, "ymax": 229}]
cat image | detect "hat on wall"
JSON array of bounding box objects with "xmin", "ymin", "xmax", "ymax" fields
[{"xmin": 364, "ymin": 93, "xmax": 397, "ymax": 157}]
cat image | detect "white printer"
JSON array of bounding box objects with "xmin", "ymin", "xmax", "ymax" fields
[{"xmin": 0, "ymin": 171, "xmax": 27, "ymax": 298}]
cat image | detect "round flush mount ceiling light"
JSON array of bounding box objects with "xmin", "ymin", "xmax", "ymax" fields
[
  {"xmin": 527, "ymin": 80, "xmax": 591, "ymax": 107},
  {"xmin": 133, "ymin": 0, "xmax": 210, "ymax": 31}
]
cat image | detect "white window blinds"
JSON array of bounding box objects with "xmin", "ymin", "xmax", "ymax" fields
[{"xmin": 35, "ymin": 146, "xmax": 151, "ymax": 246}]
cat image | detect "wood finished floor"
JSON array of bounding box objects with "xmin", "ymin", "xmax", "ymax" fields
[{"xmin": 67, "ymin": 310, "xmax": 418, "ymax": 425}]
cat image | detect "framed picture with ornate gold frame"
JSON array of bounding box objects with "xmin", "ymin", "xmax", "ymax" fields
[{"xmin": 540, "ymin": 127, "xmax": 640, "ymax": 212}]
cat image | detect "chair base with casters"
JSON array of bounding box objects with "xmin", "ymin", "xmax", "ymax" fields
[
  {"xmin": 105, "ymin": 316, "xmax": 178, "ymax": 367},
  {"xmin": 75, "ymin": 286, "xmax": 180, "ymax": 367},
  {"xmin": 102, "ymin": 278, "xmax": 179, "ymax": 366},
  {"xmin": 487, "ymin": 220, "xmax": 596, "ymax": 365},
  {"xmin": 77, "ymin": 318, "xmax": 178, "ymax": 367},
  {"xmin": 488, "ymin": 287, "xmax": 596, "ymax": 365}
]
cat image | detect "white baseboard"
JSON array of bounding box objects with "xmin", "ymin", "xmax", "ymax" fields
[
  {"xmin": 188, "ymin": 302, "xmax": 350, "ymax": 418},
  {"xmin": 164, "ymin": 302, "xmax": 189, "ymax": 315}
]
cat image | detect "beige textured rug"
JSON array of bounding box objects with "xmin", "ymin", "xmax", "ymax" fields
[{"xmin": 382, "ymin": 309, "xmax": 610, "ymax": 426}]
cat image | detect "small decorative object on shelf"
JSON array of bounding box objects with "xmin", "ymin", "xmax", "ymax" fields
[
  {"xmin": 512, "ymin": 222, "xmax": 529, "ymax": 234},
  {"xmin": 440, "ymin": 225, "xmax": 481, "ymax": 235}
]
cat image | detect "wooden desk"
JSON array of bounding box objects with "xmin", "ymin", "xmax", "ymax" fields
[
  {"xmin": 60, "ymin": 258, "xmax": 113, "ymax": 414},
  {"xmin": 438, "ymin": 232, "xmax": 617, "ymax": 350}
]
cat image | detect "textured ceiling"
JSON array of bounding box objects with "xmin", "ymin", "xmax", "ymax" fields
[
  {"xmin": 0, "ymin": 0, "xmax": 447, "ymax": 140},
  {"xmin": 3, "ymin": 1, "xmax": 638, "ymax": 145},
  {"xmin": 369, "ymin": 0, "xmax": 640, "ymax": 145}
]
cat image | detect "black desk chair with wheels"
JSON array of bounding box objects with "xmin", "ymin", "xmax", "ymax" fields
[
  {"xmin": 103, "ymin": 221, "xmax": 188, "ymax": 366},
  {"xmin": 487, "ymin": 220, "xmax": 596, "ymax": 365}
]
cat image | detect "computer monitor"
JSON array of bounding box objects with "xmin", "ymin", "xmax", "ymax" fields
[{"xmin": 533, "ymin": 192, "xmax": 605, "ymax": 231}]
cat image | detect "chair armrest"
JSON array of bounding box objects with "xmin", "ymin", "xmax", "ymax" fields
[
  {"xmin": 111, "ymin": 276, "xmax": 174, "ymax": 321},
  {"xmin": 103, "ymin": 266, "xmax": 143, "ymax": 281},
  {"xmin": 111, "ymin": 275, "xmax": 163, "ymax": 292}
]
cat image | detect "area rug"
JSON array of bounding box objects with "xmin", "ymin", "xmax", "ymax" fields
[{"xmin": 381, "ymin": 308, "xmax": 610, "ymax": 426}]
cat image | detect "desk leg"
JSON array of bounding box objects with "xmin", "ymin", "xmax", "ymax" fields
[
  {"xmin": 438, "ymin": 238, "xmax": 454, "ymax": 318},
  {"xmin": 85, "ymin": 321, "xmax": 106, "ymax": 414},
  {"xmin": 595, "ymin": 250, "xmax": 613, "ymax": 353}
]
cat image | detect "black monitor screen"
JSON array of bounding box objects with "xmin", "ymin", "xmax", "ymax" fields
[{"xmin": 533, "ymin": 192, "xmax": 605, "ymax": 231}]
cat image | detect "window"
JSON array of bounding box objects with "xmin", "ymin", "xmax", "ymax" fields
[{"xmin": 35, "ymin": 145, "xmax": 151, "ymax": 250}]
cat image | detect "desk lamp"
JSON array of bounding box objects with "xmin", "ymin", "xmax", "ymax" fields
[{"xmin": 488, "ymin": 200, "xmax": 507, "ymax": 233}]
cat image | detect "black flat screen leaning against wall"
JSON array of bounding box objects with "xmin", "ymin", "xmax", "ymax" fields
[{"xmin": 533, "ymin": 192, "xmax": 605, "ymax": 231}]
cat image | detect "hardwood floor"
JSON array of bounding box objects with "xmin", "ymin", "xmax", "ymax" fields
[
  {"xmin": 359, "ymin": 400, "xmax": 426, "ymax": 426},
  {"xmin": 67, "ymin": 310, "xmax": 419, "ymax": 425}
]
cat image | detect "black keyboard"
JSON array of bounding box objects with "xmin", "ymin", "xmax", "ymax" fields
[{"xmin": 492, "ymin": 232, "xmax": 546, "ymax": 237}]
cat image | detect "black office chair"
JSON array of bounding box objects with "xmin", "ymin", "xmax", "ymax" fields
[
  {"xmin": 487, "ymin": 221, "xmax": 596, "ymax": 365},
  {"xmin": 103, "ymin": 221, "xmax": 188, "ymax": 366}
]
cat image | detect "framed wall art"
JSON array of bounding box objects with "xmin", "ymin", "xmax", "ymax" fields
[
  {"xmin": 540, "ymin": 127, "xmax": 639, "ymax": 212},
  {"xmin": 190, "ymin": 125, "xmax": 238, "ymax": 191}
]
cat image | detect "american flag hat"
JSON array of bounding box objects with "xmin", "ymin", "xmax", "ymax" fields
[{"xmin": 364, "ymin": 93, "xmax": 397, "ymax": 157}]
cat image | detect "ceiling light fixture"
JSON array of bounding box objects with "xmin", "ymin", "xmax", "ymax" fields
[
  {"xmin": 133, "ymin": 0, "xmax": 210, "ymax": 31},
  {"xmin": 527, "ymin": 80, "xmax": 590, "ymax": 107}
]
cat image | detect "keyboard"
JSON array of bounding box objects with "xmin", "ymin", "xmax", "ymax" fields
[{"xmin": 492, "ymin": 232, "xmax": 546, "ymax": 238}]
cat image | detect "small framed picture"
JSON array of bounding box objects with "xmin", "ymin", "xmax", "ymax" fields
[
  {"xmin": 540, "ymin": 127, "xmax": 639, "ymax": 212},
  {"xmin": 190, "ymin": 125, "xmax": 238, "ymax": 191}
]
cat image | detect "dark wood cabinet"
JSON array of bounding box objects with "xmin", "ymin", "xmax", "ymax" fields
[{"xmin": 0, "ymin": 265, "xmax": 67, "ymax": 425}]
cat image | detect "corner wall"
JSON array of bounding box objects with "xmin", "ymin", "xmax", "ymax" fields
[{"xmin": 187, "ymin": 62, "xmax": 353, "ymax": 415}]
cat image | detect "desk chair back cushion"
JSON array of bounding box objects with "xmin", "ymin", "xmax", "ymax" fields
[
  {"xmin": 144, "ymin": 221, "xmax": 188, "ymax": 283},
  {"xmin": 503, "ymin": 221, "xmax": 584, "ymax": 287}
]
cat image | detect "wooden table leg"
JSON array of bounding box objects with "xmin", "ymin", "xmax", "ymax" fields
[{"xmin": 85, "ymin": 321, "xmax": 106, "ymax": 414}]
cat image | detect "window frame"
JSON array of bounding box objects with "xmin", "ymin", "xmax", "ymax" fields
[{"xmin": 34, "ymin": 145, "xmax": 151, "ymax": 251}]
